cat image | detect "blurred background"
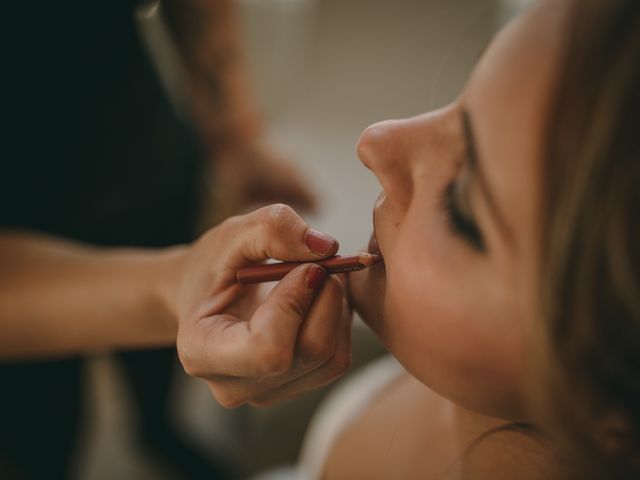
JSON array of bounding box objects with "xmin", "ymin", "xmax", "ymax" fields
[{"xmin": 2, "ymin": 0, "xmax": 531, "ymax": 478}]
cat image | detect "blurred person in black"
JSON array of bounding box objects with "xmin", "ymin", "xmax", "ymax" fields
[{"xmin": 0, "ymin": 1, "xmax": 315, "ymax": 478}]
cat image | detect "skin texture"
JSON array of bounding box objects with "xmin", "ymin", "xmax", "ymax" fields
[
  {"xmin": 324, "ymin": 373, "xmax": 556, "ymax": 480},
  {"xmin": 336, "ymin": 2, "xmax": 571, "ymax": 478},
  {"xmin": 0, "ymin": 205, "xmax": 352, "ymax": 407},
  {"xmin": 1, "ymin": 0, "xmax": 326, "ymax": 408},
  {"xmin": 174, "ymin": 205, "xmax": 352, "ymax": 407},
  {"xmin": 349, "ymin": 0, "xmax": 567, "ymax": 421}
]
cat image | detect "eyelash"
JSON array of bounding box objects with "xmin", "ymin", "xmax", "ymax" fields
[{"xmin": 442, "ymin": 181, "xmax": 486, "ymax": 252}]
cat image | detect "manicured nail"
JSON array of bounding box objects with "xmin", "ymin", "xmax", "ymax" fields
[
  {"xmin": 306, "ymin": 265, "xmax": 327, "ymax": 290},
  {"xmin": 305, "ymin": 228, "xmax": 337, "ymax": 256}
]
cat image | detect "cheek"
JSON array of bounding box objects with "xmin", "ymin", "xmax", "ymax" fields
[
  {"xmin": 383, "ymin": 233, "xmax": 469, "ymax": 376},
  {"xmin": 381, "ymin": 210, "xmax": 464, "ymax": 364},
  {"xmin": 381, "ymin": 206, "xmax": 527, "ymax": 415}
]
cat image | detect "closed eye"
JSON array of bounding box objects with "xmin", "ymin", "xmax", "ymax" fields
[{"xmin": 442, "ymin": 181, "xmax": 486, "ymax": 252}]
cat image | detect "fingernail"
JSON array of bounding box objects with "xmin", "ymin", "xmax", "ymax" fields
[
  {"xmin": 306, "ymin": 265, "xmax": 327, "ymax": 290},
  {"xmin": 305, "ymin": 228, "xmax": 337, "ymax": 256}
]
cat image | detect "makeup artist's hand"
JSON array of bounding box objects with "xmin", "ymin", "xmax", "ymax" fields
[{"xmin": 172, "ymin": 204, "xmax": 352, "ymax": 407}]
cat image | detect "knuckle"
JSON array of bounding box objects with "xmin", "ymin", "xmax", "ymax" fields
[
  {"xmin": 177, "ymin": 342, "xmax": 204, "ymax": 379},
  {"xmin": 267, "ymin": 202, "xmax": 296, "ymax": 220},
  {"xmin": 263, "ymin": 203, "xmax": 299, "ymax": 237},
  {"xmin": 180, "ymin": 358, "xmax": 200, "ymax": 378}
]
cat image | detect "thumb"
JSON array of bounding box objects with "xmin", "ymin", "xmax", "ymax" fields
[{"xmin": 223, "ymin": 204, "xmax": 338, "ymax": 269}]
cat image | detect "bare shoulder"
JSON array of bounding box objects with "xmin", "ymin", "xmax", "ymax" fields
[
  {"xmin": 452, "ymin": 419, "xmax": 560, "ymax": 480},
  {"xmin": 323, "ymin": 373, "xmax": 560, "ymax": 480}
]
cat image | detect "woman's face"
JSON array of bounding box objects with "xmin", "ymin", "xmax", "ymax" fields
[{"xmin": 350, "ymin": 1, "xmax": 568, "ymax": 420}]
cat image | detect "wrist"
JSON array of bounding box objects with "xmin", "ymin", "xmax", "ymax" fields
[{"xmin": 151, "ymin": 245, "xmax": 189, "ymax": 331}]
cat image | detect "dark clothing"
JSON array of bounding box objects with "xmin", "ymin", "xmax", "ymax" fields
[
  {"xmin": 2, "ymin": 0, "xmax": 202, "ymax": 244},
  {"xmin": 0, "ymin": 2, "xmax": 224, "ymax": 479}
]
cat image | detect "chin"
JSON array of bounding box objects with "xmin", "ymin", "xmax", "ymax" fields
[{"xmin": 348, "ymin": 260, "xmax": 387, "ymax": 336}]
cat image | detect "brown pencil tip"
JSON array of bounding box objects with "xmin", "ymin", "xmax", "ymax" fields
[{"xmin": 357, "ymin": 252, "xmax": 383, "ymax": 267}]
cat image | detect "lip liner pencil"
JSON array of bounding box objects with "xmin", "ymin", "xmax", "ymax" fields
[{"xmin": 236, "ymin": 253, "xmax": 382, "ymax": 285}]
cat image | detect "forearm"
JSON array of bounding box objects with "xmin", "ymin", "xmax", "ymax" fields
[
  {"xmin": 0, "ymin": 231, "xmax": 185, "ymax": 359},
  {"xmin": 164, "ymin": 0, "xmax": 263, "ymax": 148}
]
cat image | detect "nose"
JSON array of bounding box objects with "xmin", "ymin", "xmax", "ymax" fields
[{"xmin": 357, "ymin": 118, "xmax": 415, "ymax": 208}]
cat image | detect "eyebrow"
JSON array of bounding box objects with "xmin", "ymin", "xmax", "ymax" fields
[{"xmin": 461, "ymin": 108, "xmax": 514, "ymax": 244}]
